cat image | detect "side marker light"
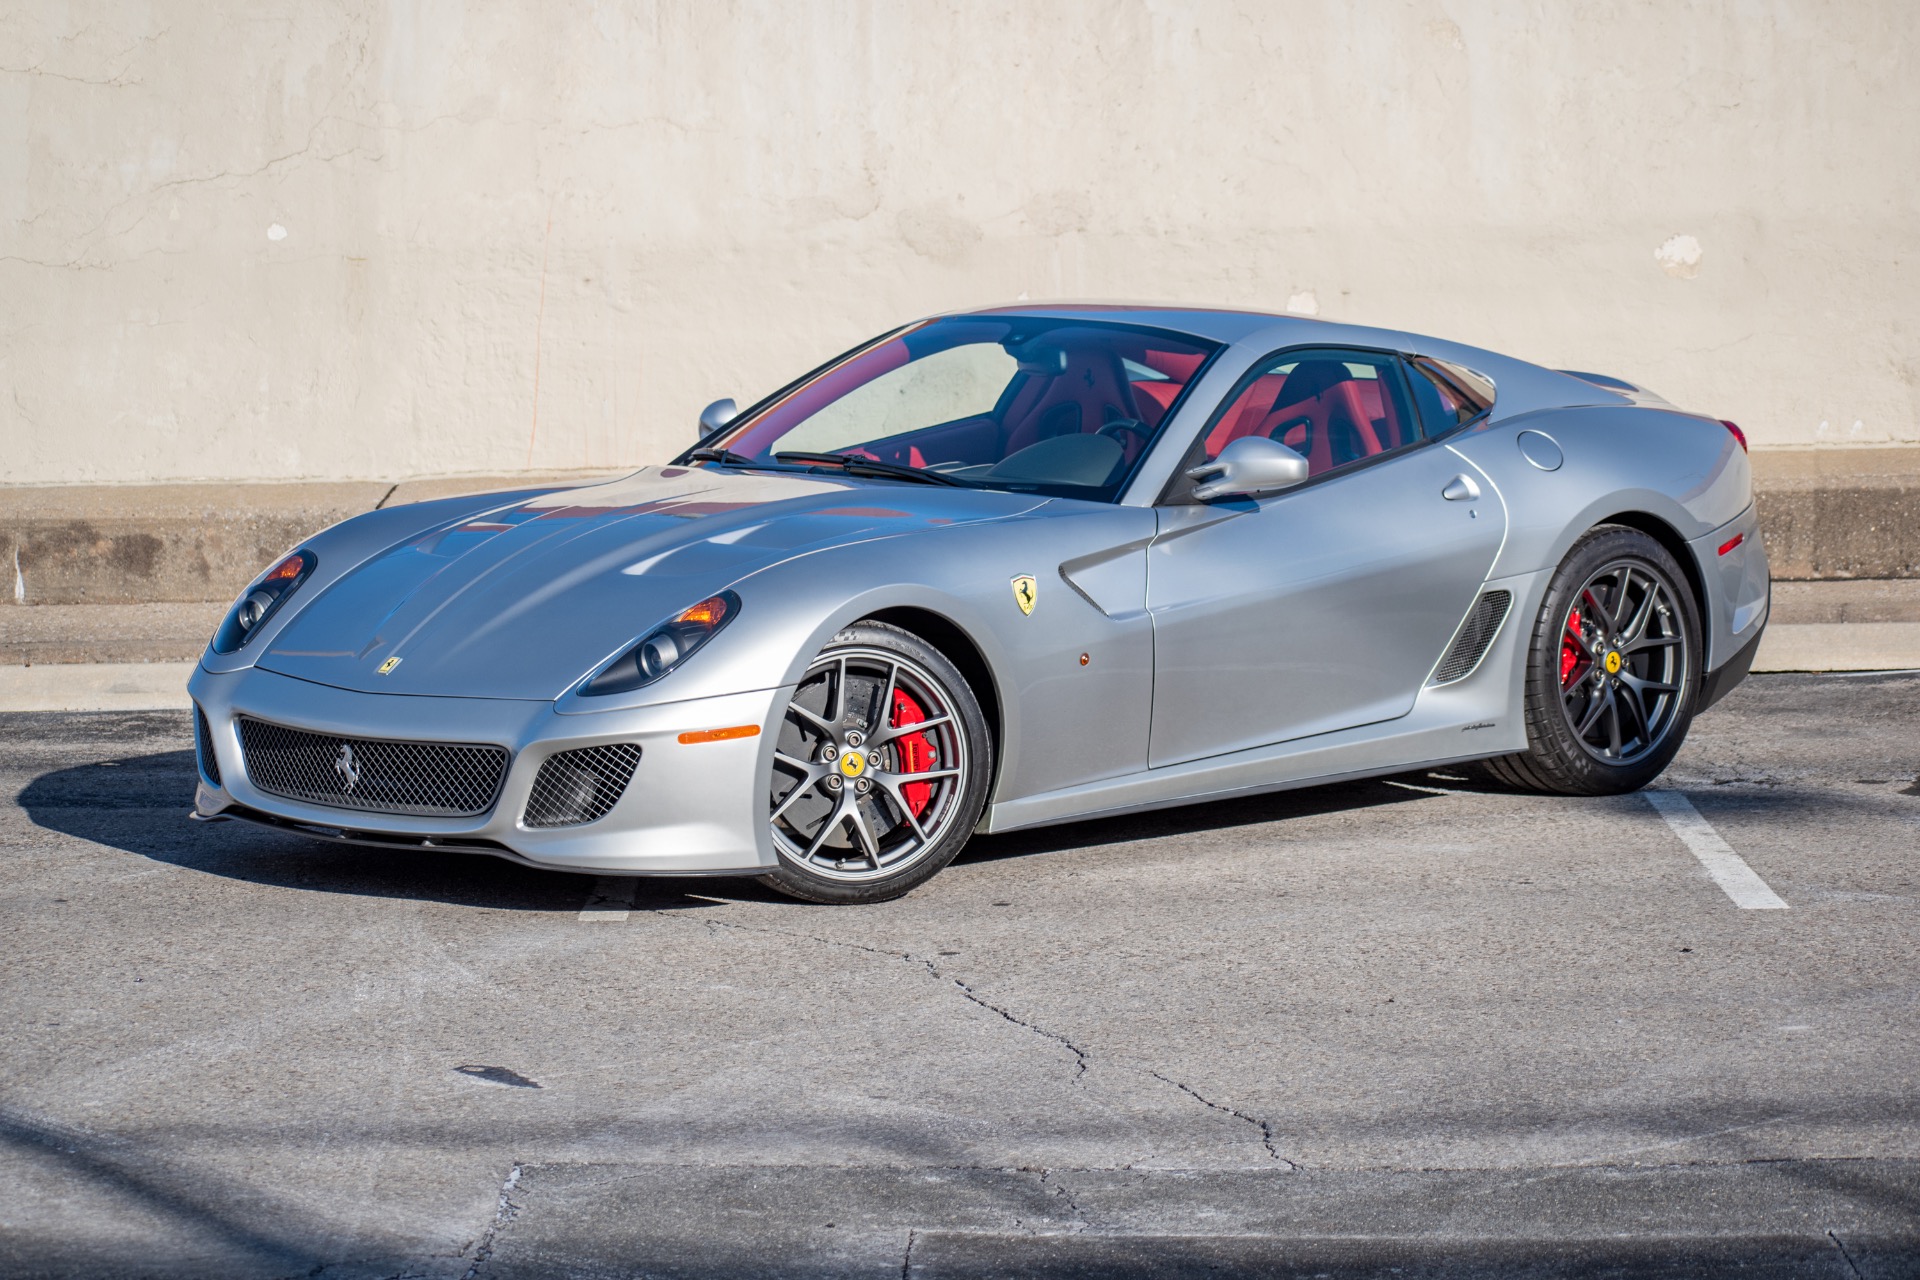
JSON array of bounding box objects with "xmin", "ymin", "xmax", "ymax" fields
[
  {"xmin": 1718, "ymin": 533, "xmax": 1745, "ymax": 557},
  {"xmin": 678, "ymin": 724, "xmax": 762, "ymax": 745}
]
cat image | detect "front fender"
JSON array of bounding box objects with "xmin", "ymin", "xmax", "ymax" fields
[{"xmin": 560, "ymin": 504, "xmax": 1161, "ymax": 805}]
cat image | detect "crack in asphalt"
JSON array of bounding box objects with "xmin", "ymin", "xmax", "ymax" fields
[
  {"xmin": 929, "ymin": 959, "xmax": 1090, "ymax": 1084},
  {"xmin": 668, "ymin": 915, "xmax": 1309, "ymax": 1170},
  {"xmin": 1038, "ymin": 1168, "xmax": 1092, "ymax": 1234},
  {"xmin": 459, "ymin": 1163, "xmax": 522, "ymax": 1280},
  {"xmin": 1827, "ymin": 1229, "xmax": 1864, "ymax": 1278},
  {"xmin": 675, "ymin": 916, "xmax": 1094, "ymax": 1086},
  {"xmin": 1147, "ymin": 1071, "xmax": 1294, "ymax": 1167}
]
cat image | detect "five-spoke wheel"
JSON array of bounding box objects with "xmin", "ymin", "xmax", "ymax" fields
[{"xmin": 760, "ymin": 622, "xmax": 992, "ymax": 903}]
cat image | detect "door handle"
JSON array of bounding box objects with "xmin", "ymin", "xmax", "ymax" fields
[{"xmin": 1442, "ymin": 474, "xmax": 1481, "ymax": 502}]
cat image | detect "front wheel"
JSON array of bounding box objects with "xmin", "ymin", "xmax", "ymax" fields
[
  {"xmin": 1484, "ymin": 525, "xmax": 1701, "ymax": 795},
  {"xmin": 759, "ymin": 622, "xmax": 992, "ymax": 904}
]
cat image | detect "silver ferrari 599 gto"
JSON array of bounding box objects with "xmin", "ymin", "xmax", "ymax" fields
[{"xmin": 189, "ymin": 304, "xmax": 1770, "ymax": 903}]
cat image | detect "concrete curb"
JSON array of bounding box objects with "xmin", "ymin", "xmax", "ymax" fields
[
  {"xmin": 1751, "ymin": 448, "xmax": 1920, "ymax": 580},
  {"xmin": 1750, "ymin": 623, "xmax": 1920, "ymax": 674},
  {"xmin": 1, "ymin": 471, "xmax": 625, "ymax": 605},
  {"xmin": 0, "ymin": 662, "xmax": 196, "ymax": 712}
]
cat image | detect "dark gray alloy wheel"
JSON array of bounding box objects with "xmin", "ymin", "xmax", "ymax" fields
[
  {"xmin": 760, "ymin": 622, "xmax": 992, "ymax": 904},
  {"xmin": 1484, "ymin": 525, "xmax": 1701, "ymax": 796}
]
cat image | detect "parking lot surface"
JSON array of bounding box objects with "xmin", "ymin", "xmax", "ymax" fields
[{"xmin": 2, "ymin": 674, "xmax": 1917, "ymax": 1277}]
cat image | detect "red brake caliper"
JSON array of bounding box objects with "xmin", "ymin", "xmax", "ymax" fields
[
  {"xmin": 889, "ymin": 689, "xmax": 936, "ymax": 818},
  {"xmin": 1560, "ymin": 607, "xmax": 1585, "ymax": 688}
]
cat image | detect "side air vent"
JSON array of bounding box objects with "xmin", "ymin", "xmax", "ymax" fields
[
  {"xmin": 194, "ymin": 704, "xmax": 222, "ymax": 787},
  {"xmin": 523, "ymin": 744, "xmax": 643, "ymax": 829},
  {"xmin": 1430, "ymin": 590, "xmax": 1512, "ymax": 686}
]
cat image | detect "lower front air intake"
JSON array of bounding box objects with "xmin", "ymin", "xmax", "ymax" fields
[
  {"xmin": 523, "ymin": 744, "xmax": 643, "ymax": 828},
  {"xmin": 194, "ymin": 704, "xmax": 222, "ymax": 787}
]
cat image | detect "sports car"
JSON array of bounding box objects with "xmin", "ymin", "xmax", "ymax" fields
[{"xmin": 188, "ymin": 303, "xmax": 1770, "ymax": 903}]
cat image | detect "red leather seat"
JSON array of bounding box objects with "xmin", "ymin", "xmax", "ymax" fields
[
  {"xmin": 1208, "ymin": 360, "xmax": 1401, "ymax": 476},
  {"xmin": 1000, "ymin": 345, "xmax": 1145, "ymax": 456},
  {"xmin": 1128, "ymin": 349, "xmax": 1209, "ymax": 426}
]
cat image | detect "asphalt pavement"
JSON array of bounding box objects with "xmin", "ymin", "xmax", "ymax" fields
[{"xmin": 2, "ymin": 675, "xmax": 1917, "ymax": 1277}]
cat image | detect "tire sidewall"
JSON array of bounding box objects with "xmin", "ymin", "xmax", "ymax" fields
[
  {"xmin": 1523, "ymin": 526, "xmax": 1703, "ymax": 793},
  {"xmin": 760, "ymin": 621, "xmax": 993, "ymax": 904}
]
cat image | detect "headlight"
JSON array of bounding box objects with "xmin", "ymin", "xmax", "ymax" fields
[
  {"xmin": 211, "ymin": 550, "xmax": 316, "ymax": 654},
  {"xmin": 581, "ymin": 592, "xmax": 740, "ymax": 697}
]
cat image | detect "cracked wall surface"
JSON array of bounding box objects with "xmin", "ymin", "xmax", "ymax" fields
[{"xmin": 2, "ymin": 1, "xmax": 1917, "ymax": 485}]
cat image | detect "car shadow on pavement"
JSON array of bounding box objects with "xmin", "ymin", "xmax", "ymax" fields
[
  {"xmin": 958, "ymin": 773, "xmax": 1452, "ymax": 863},
  {"xmin": 25, "ymin": 745, "xmax": 1870, "ymax": 912},
  {"xmin": 15, "ymin": 748, "xmax": 756, "ymax": 914},
  {"xmin": 18, "ymin": 746, "xmax": 1469, "ymax": 911}
]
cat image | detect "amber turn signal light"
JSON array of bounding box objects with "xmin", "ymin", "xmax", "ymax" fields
[
  {"xmin": 677, "ymin": 724, "xmax": 761, "ymax": 745},
  {"xmin": 675, "ymin": 596, "xmax": 731, "ymax": 628}
]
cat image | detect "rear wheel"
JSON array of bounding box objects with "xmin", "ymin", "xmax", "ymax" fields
[
  {"xmin": 759, "ymin": 622, "xmax": 992, "ymax": 904},
  {"xmin": 1486, "ymin": 526, "xmax": 1700, "ymax": 795}
]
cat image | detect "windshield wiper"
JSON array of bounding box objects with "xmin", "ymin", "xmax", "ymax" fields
[
  {"xmin": 773, "ymin": 451, "xmax": 968, "ymax": 487},
  {"xmin": 687, "ymin": 447, "xmax": 760, "ymax": 467}
]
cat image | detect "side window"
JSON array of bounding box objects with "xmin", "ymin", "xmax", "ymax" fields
[
  {"xmin": 1405, "ymin": 357, "xmax": 1493, "ymax": 435},
  {"xmin": 1199, "ymin": 348, "xmax": 1421, "ymax": 478}
]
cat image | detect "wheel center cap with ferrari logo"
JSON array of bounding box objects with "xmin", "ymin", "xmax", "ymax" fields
[
  {"xmin": 837, "ymin": 750, "xmax": 868, "ymax": 779},
  {"xmin": 1604, "ymin": 650, "xmax": 1623, "ymax": 675}
]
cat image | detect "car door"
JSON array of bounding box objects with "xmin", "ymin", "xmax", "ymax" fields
[{"xmin": 1145, "ymin": 347, "xmax": 1506, "ymax": 768}]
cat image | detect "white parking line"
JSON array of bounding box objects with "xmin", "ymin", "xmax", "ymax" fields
[
  {"xmin": 1643, "ymin": 788, "xmax": 1788, "ymax": 910},
  {"xmin": 578, "ymin": 876, "xmax": 638, "ymax": 922}
]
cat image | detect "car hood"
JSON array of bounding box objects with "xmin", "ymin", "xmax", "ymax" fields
[{"xmin": 256, "ymin": 465, "xmax": 1042, "ymax": 701}]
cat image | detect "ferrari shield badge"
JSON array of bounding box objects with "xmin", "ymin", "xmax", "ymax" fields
[
  {"xmin": 1011, "ymin": 575, "xmax": 1038, "ymax": 616},
  {"xmin": 377, "ymin": 656, "xmax": 402, "ymax": 675}
]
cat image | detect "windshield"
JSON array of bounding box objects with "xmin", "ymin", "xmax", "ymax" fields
[{"xmin": 691, "ymin": 317, "xmax": 1219, "ymax": 500}]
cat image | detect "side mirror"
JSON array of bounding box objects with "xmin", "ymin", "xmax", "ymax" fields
[
  {"xmin": 697, "ymin": 398, "xmax": 739, "ymax": 438},
  {"xmin": 1185, "ymin": 436, "xmax": 1310, "ymax": 501}
]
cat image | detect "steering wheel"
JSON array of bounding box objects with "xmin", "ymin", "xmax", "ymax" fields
[{"xmin": 1097, "ymin": 418, "xmax": 1153, "ymax": 458}]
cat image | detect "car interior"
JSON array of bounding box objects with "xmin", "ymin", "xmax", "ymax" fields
[
  {"xmin": 1201, "ymin": 357, "xmax": 1420, "ymax": 477},
  {"xmin": 723, "ymin": 322, "xmax": 1218, "ymax": 496}
]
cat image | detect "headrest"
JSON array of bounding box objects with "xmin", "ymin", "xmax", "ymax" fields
[
  {"xmin": 1277, "ymin": 359, "xmax": 1353, "ymax": 403},
  {"xmin": 1140, "ymin": 350, "xmax": 1205, "ymax": 381}
]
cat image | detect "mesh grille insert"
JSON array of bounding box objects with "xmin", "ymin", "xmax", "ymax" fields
[
  {"xmin": 1430, "ymin": 590, "xmax": 1513, "ymax": 685},
  {"xmin": 523, "ymin": 744, "xmax": 642, "ymax": 828},
  {"xmin": 194, "ymin": 705, "xmax": 222, "ymax": 787},
  {"xmin": 237, "ymin": 717, "xmax": 508, "ymax": 817}
]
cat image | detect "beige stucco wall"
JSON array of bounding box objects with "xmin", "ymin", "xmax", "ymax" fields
[{"xmin": 3, "ymin": 1, "xmax": 1917, "ymax": 486}]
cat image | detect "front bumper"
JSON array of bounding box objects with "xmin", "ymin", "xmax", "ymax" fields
[{"xmin": 188, "ymin": 664, "xmax": 787, "ymax": 874}]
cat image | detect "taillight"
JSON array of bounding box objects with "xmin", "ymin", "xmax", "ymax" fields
[{"xmin": 1719, "ymin": 419, "xmax": 1748, "ymax": 452}]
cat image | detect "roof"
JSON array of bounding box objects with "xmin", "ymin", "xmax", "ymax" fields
[{"xmin": 951, "ymin": 301, "xmax": 1326, "ymax": 345}]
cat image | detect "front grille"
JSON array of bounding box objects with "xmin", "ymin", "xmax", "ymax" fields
[
  {"xmin": 523, "ymin": 744, "xmax": 642, "ymax": 828},
  {"xmin": 194, "ymin": 705, "xmax": 222, "ymax": 786},
  {"xmin": 1430, "ymin": 590, "xmax": 1513, "ymax": 685},
  {"xmin": 237, "ymin": 717, "xmax": 508, "ymax": 817}
]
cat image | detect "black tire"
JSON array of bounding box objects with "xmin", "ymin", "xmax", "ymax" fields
[
  {"xmin": 1488, "ymin": 525, "xmax": 1702, "ymax": 795},
  {"xmin": 759, "ymin": 621, "xmax": 993, "ymax": 904}
]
